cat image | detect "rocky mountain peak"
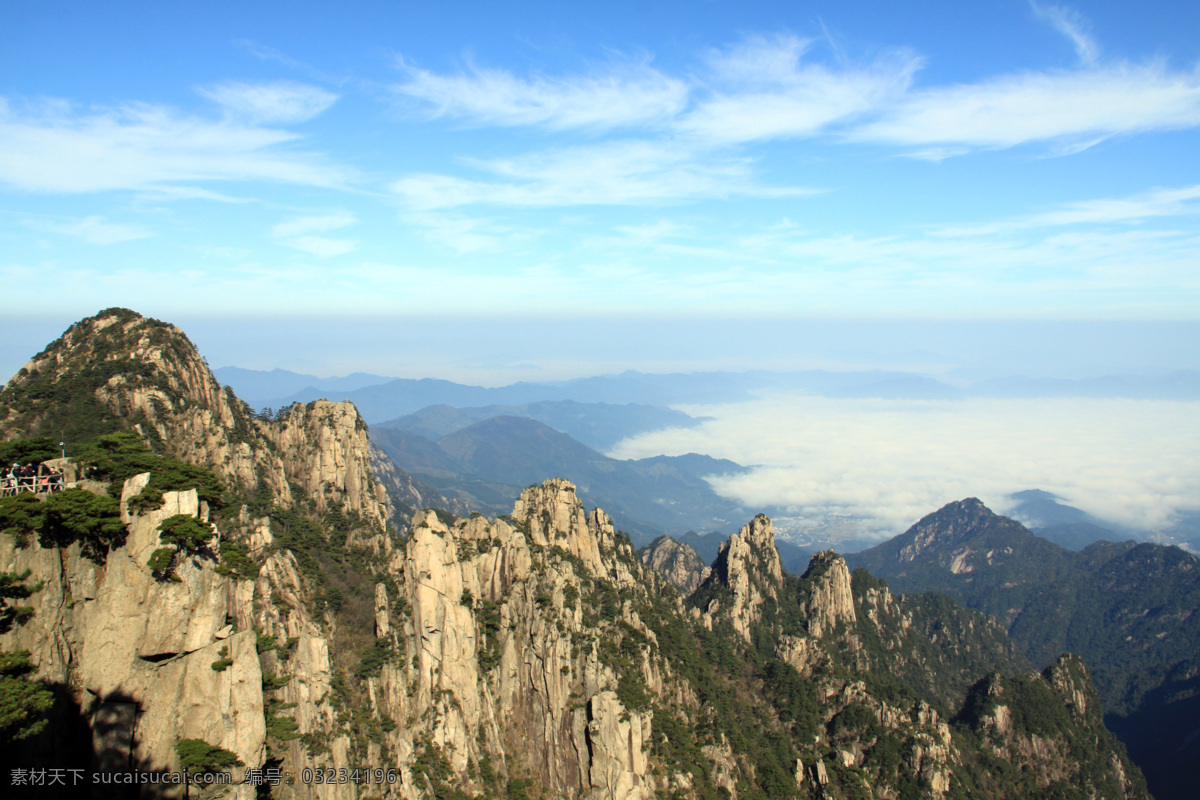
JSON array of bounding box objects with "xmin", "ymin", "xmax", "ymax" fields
[
  {"xmin": 799, "ymin": 550, "xmax": 857, "ymax": 638},
  {"xmin": 639, "ymin": 536, "xmax": 711, "ymax": 595},
  {"xmin": 3, "ymin": 308, "xmax": 235, "ymax": 436},
  {"xmin": 511, "ymin": 478, "xmax": 637, "ymax": 579},
  {"xmin": 1, "ymin": 307, "xmax": 393, "ymax": 529},
  {"xmin": 712, "ymin": 513, "xmax": 783, "ymax": 585},
  {"xmin": 697, "ymin": 513, "xmax": 784, "ymax": 641},
  {"xmin": 865, "ymin": 497, "xmax": 1045, "ymax": 576}
]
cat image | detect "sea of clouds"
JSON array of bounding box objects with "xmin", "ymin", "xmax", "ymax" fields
[{"xmin": 609, "ymin": 394, "xmax": 1199, "ymax": 543}]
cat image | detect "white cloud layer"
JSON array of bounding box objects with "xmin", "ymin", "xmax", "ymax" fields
[{"xmin": 610, "ymin": 395, "xmax": 1200, "ymax": 541}]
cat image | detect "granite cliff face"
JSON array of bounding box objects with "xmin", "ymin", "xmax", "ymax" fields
[
  {"xmin": 0, "ymin": 310, "xmax": 1153, "ymax": 800},
  {"xmin": 1, "ymin": 479, "xmax": 266, "ymax": 796}
]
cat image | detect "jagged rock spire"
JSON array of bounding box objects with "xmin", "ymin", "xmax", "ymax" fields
[
  {"xmin": 799, "ymin": 550, "xmax": 857, "ymax": 638},
  {"xmin": 511, "ymin": 478, "xmax": 639, "ymax": 583},
  {"xmin": 698, "ymin": 513, "xmax": 784, "ymax": 642}
]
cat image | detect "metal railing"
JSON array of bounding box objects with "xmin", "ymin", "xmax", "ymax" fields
[{"xmin": 1, "ymin": 473, "xmax": 66, "ymax": 497}]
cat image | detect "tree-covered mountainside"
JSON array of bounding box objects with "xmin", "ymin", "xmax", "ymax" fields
[
  {"xmin": 848, "ymin": 498, "xmax": 1200, "ymax": 800},
  {"xmin": 0, "ymin": 309, "xmax": 1153, "ymax": 800}
]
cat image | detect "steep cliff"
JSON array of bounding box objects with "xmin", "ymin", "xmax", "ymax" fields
[{"xmin": 693, "ymin": 513, "xmax": 783, "ymax": 642}]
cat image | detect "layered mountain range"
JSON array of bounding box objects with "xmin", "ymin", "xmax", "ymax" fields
[
  {"xmin": 371, "ymin": 415, "xmax": 750, "ymax": 542},
  {"xmin": 848, "ymin": 499, "xmax": 1200, "ymax": 800},
  {"xmin": 0, "ymin": 309, "xmax": 1156, "ymax": 799}
]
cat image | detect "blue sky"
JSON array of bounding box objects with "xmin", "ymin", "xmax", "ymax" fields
[{"xmin": 2, "ymin": 0, "xmax": 1199, "ymax": 380}]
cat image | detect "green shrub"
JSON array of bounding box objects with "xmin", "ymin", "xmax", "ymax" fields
[
  {"xmin": 1, "ymin": 488, "xmax": 126, "ymax": 562},
  {"xmin": 0, "ymin": 650, "xmax": 53, "ymax": 743},
  {"xmin": 0, "ymin": 569, "xmax": 42, "ymax": 634},
  {"xmin": 174, "ymin": 738, "xmax": 242, "ymax": 774},
  {"xmin": 210, "ymin": 645, "xmax": 232, "ymax": 672}
]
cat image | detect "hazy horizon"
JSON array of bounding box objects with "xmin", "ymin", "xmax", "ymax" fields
[{"xmin": 4, "ymin": 313, "xmax": 1198, "ymax": 389}]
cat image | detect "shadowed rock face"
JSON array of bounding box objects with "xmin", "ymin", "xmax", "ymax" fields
[{"xmin": 639, "ymin": 535, "xmax": 711, "ymax": 595}]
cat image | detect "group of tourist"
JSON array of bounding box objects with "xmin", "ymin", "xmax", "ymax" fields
[{"xmin": 1, "ymin": 462, "xmax": 65, "ymax": 497}]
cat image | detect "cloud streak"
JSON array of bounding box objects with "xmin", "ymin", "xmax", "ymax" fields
[
  {"xmin": 679, "ymin": 34, "xmax": 920, "ymax": 144},
  {"xmin": 271, "ymin": 211, "xmax": 357, "ymax": 257},
  {"xmin": 199, "ymin": 80, "xmax": 338, "ymax": 124},
  {"xmin": 24, "ymin": 215, "xmax": 151, "ymax": 245},
  {"xmin": 1032, "ymin": 2, "xmax": 1100, "ymax": 65},
  {"xmin": 391, "ymin": 139, "xmax": 815, "ymax": 209},
  {"xmin": 854, "ymin": 60, "xmax": 1200, "ymax": 152},
  {"xmin": 395, "ymin": 58, "xmax": 688, "ymax": 130},
  {"xmin": 0, "ymin": 96, "xmax": 350, "ymax": 194}
]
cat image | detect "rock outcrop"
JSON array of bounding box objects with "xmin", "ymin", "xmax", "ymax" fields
[
  {"xmin": 1, "ymin": 479, "xmax": 265, "ymax": 796},
  {"xmin": 798, "ymin": 550, "xmax": 857, "ymax": 638},
  {"xmin": 1, "ymin": 309, "xmax": 400, "ymax": 529},
  {"xmin": 695, "ymin": 513, "xmax": 784, "ymax": 641},
  {"xmin": 639, "ymin": 536, "xmax": 710, "ymax": 595}
]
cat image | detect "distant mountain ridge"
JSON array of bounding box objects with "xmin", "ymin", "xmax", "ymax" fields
[
  {"xmin": 216, "ymin": 365, "xmax": 1200, "ymax": 423},
  {"xmin": 372, "ymin": 415, "xmax": 750, "ymax": 542},
  {"xmin": 379, "ymin": 400, "xmax": 705, "ymax": 451},
  {"xmin": 848, "ymin": 498, "xmax": 1200, "ymax": 800}
]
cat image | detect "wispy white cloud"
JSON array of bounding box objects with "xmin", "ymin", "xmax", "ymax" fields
[
  {"xmin": 402, "ymin": 211, "xmax": 522, "ymax": 254},
  {"xmin": 283, "ymin": 237, "xmax": 356, "ymax": 258},
  {"xmin": 391, "ymin": 139, "xmax": 815, "ymax": 209},
  {"xmin": 936, "ymin": 184, "xmax": 1200, "ymax": 235},
  {"xmin": 0, "ymin": 96, "xmax": 350, "ymax": 193},
  {"xmin": 271, "ymin": 211, "xmax": 357, "ymax": 257},
  {"xmin": 271, "ymin": 211, "xmax": 357, "ymax": 238},
  {"xmin": 394, "ymin": 57, "xmax": 688, "ymax": 130},
  {"xmin": 1032, "ymin": 2, "xmax": 1100, "ymax": 65},
  {"xmin": 24, "ymin": 214, "xmax": 151, "ymax": 244},
  {"xmin": 199, "ymin": 80, "xmax": 338, "ymax": 124},
  {"xmin": 612, "ymin": 219, "xmax": 689, "ymax": 243},
  {"xmin": 680, "ymin": 34, "xmax": 920, "ymax": 144},
  {"xmin": 854, "ymin": 60, "xmax": 1200, "ymax": 152},
  {"xmin": 388, "ymin": 22, "xmax": 1200, "ymax": 211}
]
